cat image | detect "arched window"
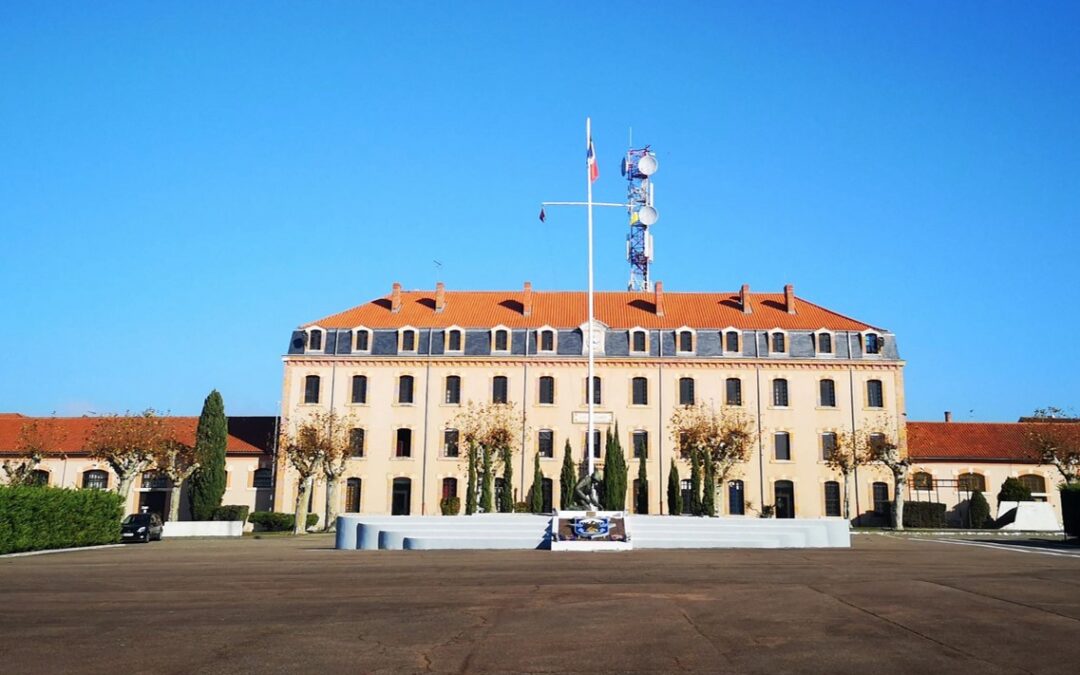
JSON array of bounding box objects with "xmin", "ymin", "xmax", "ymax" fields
[
  {"xmin": 345, "ymin": 478, "xmax": 361, "ymax": 513},
  {"xmin": 957, "ymin": 472, "xmax": 986, "ymax": 492},
  {"xmin": 354, "ymin": 328, "xmax": 371, "ymax": 352},
  {"xmin": 538, "ymin": 376, "xmax": 555, "ymax": 404},
  {"xmin": 304, "ymin": 375, "xmax": 320, "ymax": 404},
  {"xmin": 630, "ymin": 329, "xmax": 648, "ymax": 354},
  {"xmin": 399, "ymin": 328, "xmax": 417, "ymax": 352},
  {"xmin": 819, "ymin": 379, "xmax": 836, "ymax": 407},
  {"xmin": 141, "ymin": 471, "xmax": 169, "ymax": 489},
  {"xmin": 351, "ymin": 375, "xmax": 368, "ymax": 404},
  {"xmin": 538, "ymin": 328, "xmax": 556, "ymax": 353},
  {"xmin": 821, "ymin": 432, "xmax": 837, "ymax": 461},
  {"xmin": 391, "ymin": 478, "xmax": 411, "ymax": 515},
  {"xmin": 349, "ymin": 428, "xmax": 365, "ymax": 458},
  {"xmin": 728, "ymin": 480, "xmax": 745, "ymax": 515},
  {"xmin": 912, "ymin": 472, "xmax": 933, "ymax": 490},
  {"xmin": 824, "ymin": 481, "xmax": 841, "ymax": 517},
  {"xmin": 83, "ymin": 469, "xmax": 108, "ymax": 490},
  {"xmin": 631, "ymin": 377, "xmax": 648, "ymax": 405},
  {"xmin": 772, "ymin": 378, "xmax": 789, "ymax": 407},
  {"xmin": 771, "ymin": 332, "xmax": 786, "ymax": 353},
  {"xmin": 308, "ymin": 329, "xmax": 323, "ymax": 352},
  {"xmin": 1019, "ymin": 474, "xmax": 1047, "ymax": 494},
  {"xmin": 492, "ymin": 328, "xmax": 510, "ymax": 352},
  {"xmin": 29, "ymin": 470, "xmax": 49, "ymax": 487},
  {"xmin": 725, "ymin": 378, "xmax": 742, "ymax": 406},
  {"xmin": 445, "ymin": 328, "xmax": 463, "ymax": 352},
  {"xmin": 724, "ymin": 330, "xmax": 740, "ymax": 353},
  {"xmin": 677, "ymin": 329, "xmax": 694, "ymax": 353},
  {"xmin": 866, "ymin": 380, "xmax": 884, "ymax": 408},
  {"xmin": 816, "ymin": 332, "xmax": 833, "ymax": 354},
  {"xmin": 253, "ymin": 468, "xmax": 273, "ymax": 489},
  {"xmin": 872, "ymin": 482, "xmax": 889, "ymax": 515},
  {"xmin": 445, "ymin": 375, "xmax": 461, "ymax": 404},
  {"xmin": 395, "ymin": 429, "xmax": 412, "ymax": 458},
  {"xmin": 678, "ymin": 377, "xmax": 695, "ymax": 406},
  {"xmin": 398, "ymin": 375, "xmax": 415, "ymax": 404},
  {"xmin": 443, "ymin": 429, "xmax": 459, "ymax": 457},
  {"xmin": 442, "ymin": 477, "xmax": 458, "ymax": 500},
  {"xmin": 492, "ymin": 376, "xmax": 509, "ymax": 404},
  {"xmin": 864, "ymin": 332, "xmax": 882, "ymax": 354},
  {"xmin": 774, "ymin": 432, "xmax": 791, "ymax": 460}
]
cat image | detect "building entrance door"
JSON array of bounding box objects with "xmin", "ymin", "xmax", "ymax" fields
[
  {"xmin": 391, "ymin": 478, "xmax": 411, "ymax": 516},
  {"xmin": 138, "ymin": 491, "xmax": 168, "ymax": 520},
  {"xmin": 774, "ymin": 480, "xmax": 795, "ymax": 519}
]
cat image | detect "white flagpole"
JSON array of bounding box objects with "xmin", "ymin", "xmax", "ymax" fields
[{"xmin": 586, "ymin": 117, "xmax": 596, "ymax": 486}]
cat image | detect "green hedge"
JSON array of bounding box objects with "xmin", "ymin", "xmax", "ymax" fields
[
  {"xmin": 440, "ymin": 497, "xmax": 460, "ymax": 516},
  {"xmin": 249, "ymin": 511, "xmax": 318, "ymax": 532},
  {"xmin": 210, "ymin": 505, "xmax": 250, "ymax": 522},
  {"xmin": 902, "ymin": 502, "xmax": 946, "ymax": 529},
  {"xmin": 0, "ymin": 486, "xmax": 123, "ymax": 554}
]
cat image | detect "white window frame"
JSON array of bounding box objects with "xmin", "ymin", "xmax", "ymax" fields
[
  {"xmin": 398, "ymin": 326, "xmax": 419, "ymax": 354},
  {"xmin": 491, "ymin": 324, "xmax": 512, "ymax": 355},
  {"xmin": 721, "ymin": 327, "xmax": 741, "ymax": 356},
  {"xmin": 768, "ymin": 328, "xmax": 789, "ymax": 356},
  {"xmin": 628, "ymin": 327, "xmax": 650, "ymax": 355},
  {"xmin": 306, "ymin": 325, "xmax": 326, "ymax": 354},
  {"xmin": 352, "ymin": 326, "xmax": 372, "ymax": 354},
  {"xmin": 675, "ymin": 326, "xmax": 696, "ymax": 356},
  {"xmin": 536, "ymin": 325, "xmax": 558, "ymax": 354},
  {"xmin": 444, "ymin": 325, "xmax": 465, "ymax": 354},
  {"xmin": 861, "ymin": 329, "xmax": 884, "ymax": 357},
  {"xmin": 814, "ymin": 329, "xmax": 834, "ymax": 357}
]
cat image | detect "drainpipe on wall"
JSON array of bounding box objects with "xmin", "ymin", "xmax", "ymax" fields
[
  {"xmin": 848, "ymin": 334, "xmax": 862, "ymax": 525},
  {"xmin": 421, "ymin": 328, "xmax": 433, "ymax": 515},
  {"xmin": 755, "ymin": 330, "xmax": 765, "ymax": 510}
]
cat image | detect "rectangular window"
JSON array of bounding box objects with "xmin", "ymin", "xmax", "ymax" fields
[
  {"xmin": 865, "ymin": 333, "xmax": 881, "ymax": 354},
  {"xmin": 824, "ymin": 482, "xmax": 841, "ymax": 517},
  {"xmin": 586, "ymin": 376, "xmax": 601, "ymax": 405},
  {"xmin": 493, "ymin": 376, "xmax": 509, "ymax": 404},
  {"xmin": 398, "ymin": 375, "xmax": 414, "ymax": 404},
  {"xmin": 632, "ymin": 431, "xmax": 648, "ymax": 459},
  {"xmin": 728, "ymin": 480, "xmax": 745, "ymax": 515},
  {"xmin": 304, "ymin": 375, "xmax": 320, "ymax": 404},
  {"xmin": 445, "ymin": 376, "xmax": 461, "ymax": 404},
  {"xmin": 401, "ymin": 330, "xmax": 416, "ymax": 352},
  {"xmin": 349, "ymin": 428, "xmax": 365, "ymax": 458},
  {"xmin": 678, "ymin": 331, "xmax": 693, "ymax": 352},
  {"xmin": 494, "ymin": 330, "xmax": 509, "ymax": 351},
  {"xmin": 725, "ymin": 331, "xmax": 740, "ymax": 353},
  {"xmin": 872, "ymin": 482, "xmax": 889, "ymax": 515},
  {"xmin": 774, "ymin": 432, "xmax": 791, "ymax": 461},
  {"xmin": 540, "ymin": 330, "xmax": 554, "ymax": 352},
  {"xmin": 355, "ymin": 331, "xmax": 370, "ymax": 351},
  {"xmin": 632, "ymin": 331, "xmax": 647, "ymax": 353},
  {"xmin": 817, "ymin": 333, "xmax": 832, "ymax": 354},
  {"xmin": 586, "ymin": 430, "xmax": 601, "ymax": 459},
  {"xmin": 538, "ymin": 430, "xmax": 554, "ymax": 458},
  {"xmin": 821, "ymin": 432, "xmax": 837, "ymax": 461},
  {"xmin": 867, "ymin": 380, "xmax": 884, "ymax": 408},
  {"xmin": 819, "ymin": 379, "xmax": 836, "ymax": 407},
  {"xmin": 539, "ymin": 376, "xmax": 555, "ymax": 405},
  {"xmin": 725, "ymin": 378, "xmax": 742, "ymax": 406},
  {"xmin": 444, "ymin": 429, "xmax": 459, "ymax": 458},
  {"xmin": 447, "ymin": 330, "xmax": 462, "ymax": 351},
  {"xmin": 771, "ymin": 332, "xmax": 785, "ymax": 353},
  {"xmin": 772, "ymin": 379, "xmax": 789, "ymax": 407},
  {"xmin": 631, "ymin": 377, "xmax": 648, "ymax": 405},
  {"xmin": 679, "ymin": 377, "xmax": 695, "ymax": 406},
  {"xmin": 396, "ymin": 429, "xmax": 412, "ymax": 458},
  {"xmin": 351, "ymin": 375, "xmax": 368, "ymax": 404}
]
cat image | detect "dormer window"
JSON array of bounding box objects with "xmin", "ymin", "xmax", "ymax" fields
[
  {"xmin": 445, "ymin": 327, "xmax": 464, "ymax": 353},
  {"xmin": 629, "ymin": 328, "xmax": 649, "ymax": 355},
  {"xmin": 307, "ymin": 328, "xmax": 324, "ymax": 352},
  {"xmin": 676, "ymin": 327, "xmax": 695, "ymax": 355},
  {"xmin": 354, "ymin": 327, "xmax": 372, "ymax": 353},
  {"xmin": 492, "ymin": 326, "xmax": 511, "ymax": 353},
  {"xmin": 537, "ymin": 327, "xmax": 557, "ymax": 353},
  {"xmin": 770, "ymin": 331, "xmax": 787, "ymax": 354},
  {"xmin": 722, "ymin": 329, "xmax": 740, "ymax": 355},
  {"xmin": 864, "ymin": 332, "xmax": 882, "ymax": 355},
  {"xmin": 399, "ymin": 327, "xmax": 418, "ymax": 353},
  {"xmin": 815, "ymin": 330, "xmax": 833, "ymax": 355}
]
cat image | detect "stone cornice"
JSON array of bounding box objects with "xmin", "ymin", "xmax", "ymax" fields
[{"xmin": 284, "ymin": 356, "xmax": 904, "ymax": 371}]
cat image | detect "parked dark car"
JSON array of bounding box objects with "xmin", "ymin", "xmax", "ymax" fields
[{"xmin": 121, "ymin": 513, "xmax": 163, "ymax": 543}]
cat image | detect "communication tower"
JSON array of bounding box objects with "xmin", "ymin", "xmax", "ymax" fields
[{"xmin": 622, "ymin": 147, "xmax": 659, "ymax": 291}]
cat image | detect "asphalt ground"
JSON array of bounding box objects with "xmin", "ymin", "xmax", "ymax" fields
[{"xmin": 2, "ymin": 534, "xmax": 1079, "ymax": 674}]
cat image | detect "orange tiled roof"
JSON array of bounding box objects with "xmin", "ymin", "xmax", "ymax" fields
[
  {"xmin": 906, "ymin": 422, "xmax": 1040, "ymax": 462},
  {"xmin": 0, "ymin": 416, "xmax": 265, "ymax": 456},
  {"xmin": 304, "ymin": 289, "xmax": 880, "ymax": 331}
]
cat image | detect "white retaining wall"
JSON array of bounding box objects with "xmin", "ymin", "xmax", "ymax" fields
[{"xmin": 162, "ymin": 521, "xmax": 244, "ymax": 538}]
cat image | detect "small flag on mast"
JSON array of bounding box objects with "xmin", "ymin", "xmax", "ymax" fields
[
  {"xmin": 587, "ymin": 137, "xmax": 599, "ymax": 182},
  {"xmin": 538, "ymin": 207, "xmax": 546, "ymax": 222}
]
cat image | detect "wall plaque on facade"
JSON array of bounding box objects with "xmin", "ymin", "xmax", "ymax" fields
[{"xmin": 571, "ymin": 411, "xmax": 613, "ymax": 425}]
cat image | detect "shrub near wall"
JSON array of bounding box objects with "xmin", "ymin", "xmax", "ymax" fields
[
  {"xmin": 902, "ymin": 502, "xmax": 947, "ymax": 529},
  {"xmin": 0, "ymin": 486, "xmax": 123, "ymax": 554},
  {"xmin": 249, "ymin": 511, "xmax": 319, "ymax": 532},
  {"xmin": 210, "ymin": 505, "xmax": 250, "ymax": 523}
]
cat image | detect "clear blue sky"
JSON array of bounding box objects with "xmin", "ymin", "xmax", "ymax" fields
[{"xmin": 2, "ymin": 2, "xmax": 1077, "ymax": 421}]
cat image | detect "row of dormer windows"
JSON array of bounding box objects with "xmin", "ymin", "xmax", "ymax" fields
[
  {"xmin": 304, "ymin": 326, "xmax": 885, "ymax": 356},
  {"xmin": 303, "ymin": 374, "xmax": 886, "ymax": 409}
]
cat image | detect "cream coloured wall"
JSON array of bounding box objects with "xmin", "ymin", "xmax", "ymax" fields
[
  {"xmin": 907, "ymin": 461, "xmax": 1063, "ymax": 525},
  {"xmin": 276, "ymin": 356, "xmax": 907, "ymax": 524}
]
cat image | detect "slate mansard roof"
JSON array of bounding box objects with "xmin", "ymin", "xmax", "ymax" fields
[{"xmin": 302, "ymin": 284, "xmax": 882, "ymax": 332}]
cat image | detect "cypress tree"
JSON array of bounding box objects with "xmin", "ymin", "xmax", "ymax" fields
[
  {"xmin": 603, "ymin": 423, "xmax": 628, "ymax": 511},
  {"xmin": 189, "ymin": 390, "xmax": 227, "ymax": 520},
  {"xmin": 499, "ymin": 446, "xmax": 514, "ymax": 513},
  {"xmin": 667, "ymin": 459, "xmax": 682, "ymax": 516},
  {"xmin": 530, "ymin": 452, "xmax": 544, "ymax": 513},
  {"xmin": 689, "ymin": 449, "xmax": 702, "ymax": 516},
  {"xmin": 560, "ymin": 439, "xmax": 576, "ymax": 510},
  {"xmin": 637, "ymin": 451, "xmax": 648, "ymax": 514},
  {"xmin": 480, "ymin": 447, "xmax": 494, "ymax": 513},
  {"xmin": 702, "ymin": 455, "xmax": 716, "ymax": 517},
  {"xmin": 466, "ymin": 442, "xmax": 478, "ymax": 515}
]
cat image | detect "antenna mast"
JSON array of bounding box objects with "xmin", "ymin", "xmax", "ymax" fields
[{"xmin": 622, "ymin": 146, "xmax": 659, "ymax": 291}]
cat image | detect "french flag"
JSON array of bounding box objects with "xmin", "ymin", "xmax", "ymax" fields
[{"xmin": 587, "ymin": 137, "xmax": 599, "ymax": 182}]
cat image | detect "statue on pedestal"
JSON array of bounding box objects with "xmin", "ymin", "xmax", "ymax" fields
[{"xmin": 573, "ymin": 468, "xmax": 603, "ymax": 510}]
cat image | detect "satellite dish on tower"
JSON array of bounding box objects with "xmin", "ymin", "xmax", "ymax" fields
[
  {"xmin": 637, "ymin": 154, "xmax": 658, "ymax": 176},
  {"xmin": 637, "ymin": 205, "xmax": 659, "ymax": 225}
]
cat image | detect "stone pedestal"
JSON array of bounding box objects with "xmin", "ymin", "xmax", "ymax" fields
[{"xmin": 550, "ymin": 510, "xmax": 632, "ymax": 551}]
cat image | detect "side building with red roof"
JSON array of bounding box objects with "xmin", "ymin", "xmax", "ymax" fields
[
  {"xmin": 0, "ymin": 414, "xmax": 278, "ymax": 521},
  {"xmin": 277, "ymin": 281, "xmax": 906, "ymax": 522}
]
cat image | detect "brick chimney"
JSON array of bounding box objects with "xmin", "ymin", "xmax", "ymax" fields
[
  {"xmin": 654, "ymin": 281, "xmax": 665, "ymax": 317},
  {"xmin": 944, "ymin": 411, "xmax": 952, "ymax": 423},
  {"xmin": 740, "ymin": 284, "xmax": 752, "ymax": 314},
  {"xmin": 434, "ymin": 282, "xmax": 446, "ymax": 312},
  {"xmin": 784, "ymin": 283, "xmax": 796, "ymax": 315},
  {"xmin": 523, "ymin": 281, "xmax": 532, "ymax": 317},
  {"xmin": 391, "ymin": 282, "xmax": 402, "ymax": 313}
]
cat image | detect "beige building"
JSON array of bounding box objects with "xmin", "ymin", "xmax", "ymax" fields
[
  {"xmin": 277, "ymin": 282, "xmax": 905, "ymax": 523},
  {"xmin": 0, "ymin": 413, "xmax": 277, "ymax": 519}
]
